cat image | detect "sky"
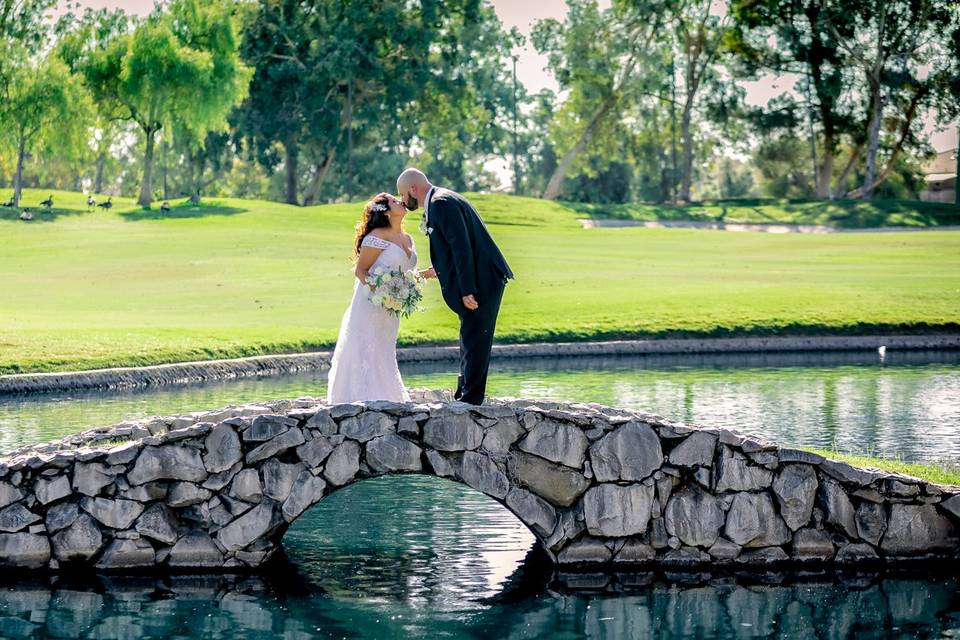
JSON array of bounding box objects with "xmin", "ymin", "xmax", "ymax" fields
[{"xmin": 54, "ymin": 0, "xmax": 957, "ymax": 153}]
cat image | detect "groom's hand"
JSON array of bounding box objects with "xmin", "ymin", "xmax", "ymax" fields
[{"xmin": 462, "ymin": 294, "xmax": 479, "ymax": 311}]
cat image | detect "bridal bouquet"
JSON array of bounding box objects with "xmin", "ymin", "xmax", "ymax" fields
[{"xmin": 364, "ymin": 267, "xmax": 426, "ymax": 318}]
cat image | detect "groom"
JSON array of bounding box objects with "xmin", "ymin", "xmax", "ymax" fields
[{"xmin": 397, "ymin": 168, "xmax": 513, "ymax": 405}]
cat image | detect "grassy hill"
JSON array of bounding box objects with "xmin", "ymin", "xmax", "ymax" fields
[
  {"xmin": 571, "ymin": 197, "xmax": 960, "ymax": 228},
  {"xmin": 1, "ymin": 189, "xmax": 958, "ymax": 374}
]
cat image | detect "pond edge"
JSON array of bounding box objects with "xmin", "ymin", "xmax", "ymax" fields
[{"xmin": 1, "ymin": 333, "xmax": 959, "ymax": 395}]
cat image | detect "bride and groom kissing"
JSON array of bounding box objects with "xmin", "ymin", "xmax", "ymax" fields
[{"xmin": 327, "ymin": 168, "xmax": 513, "ymax": 406}]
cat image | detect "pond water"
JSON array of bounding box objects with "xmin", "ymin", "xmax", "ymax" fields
[
  {"xmin": 1, "ymin": 350, "xmax": 959, "ymax": 638},
  {"xmin": 2, "ymin": 350, "xmax": 959, "ymax": 463},
  {"xmin": 0, "ymin": 475, "xmax": 959, "ymax": 639}
]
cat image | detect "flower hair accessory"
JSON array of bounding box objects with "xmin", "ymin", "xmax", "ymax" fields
[{"xmin": 369, "ymin": 202, "xmax": 388, "ymax": 214}]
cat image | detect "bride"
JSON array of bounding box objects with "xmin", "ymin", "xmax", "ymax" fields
[{"xmin": 327, "ymin": 192, "xmax": 435, "ymax": 403}]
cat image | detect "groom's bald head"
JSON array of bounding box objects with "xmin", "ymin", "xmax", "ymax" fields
[
  {"xmin": 397, "ymin": 168, "xmax": 428, "ymax": 193},
  {"xmin": 397, "ymin": 168, "xmax": 431, "ymax": 211}
]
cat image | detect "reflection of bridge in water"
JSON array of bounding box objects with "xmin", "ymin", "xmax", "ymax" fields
[
  {"xmin": 0, "ymin": 392, "xmax": 958, "ymax": 572},
  {"xmin": 1, "ymin": 562, "xmax": 958, "ymax": 639}
]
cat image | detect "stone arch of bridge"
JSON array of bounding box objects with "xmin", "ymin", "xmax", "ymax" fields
[
  {"xmin": 212, "ymin": 408, "xmax": 564, "ymax": 566},
  {"xmin": 1, "ymin": 395, "xmax": 958, "ymax": 573}
]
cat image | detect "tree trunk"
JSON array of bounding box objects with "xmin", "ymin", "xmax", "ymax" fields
[
  {"xmin": 670, "ymin": 61, "xmax": 678, "ymax": 204},
  {"xmin": 657, "ymin": 146, "xmax": 669, "ymax": 203},
  {"xmin": 302, "ymin": 150, "xmax": 336, "ymax": 207},
  {"xmin": 284, "ymin": 140, "xmax": 299, "ymax": 205},
  {"xmin": 860, "ymin": 3, "xmax": 887, "ymax": 201},
  {"xmin": 816, "ymin": 149, "xmax": 834, "ymax": 199},
  {"xmin": 13, "ymin": 133, "xmax": 25, "ymax": 208},
  {"xmin": 802, "ymin": 76, "xmax": 820, "ymax": 196},
  {"xmin": 833, "ymin": 146, "xmax": 862, "ymax": 199},
  {"xmin": 542, "ymin": 97, "xmax": 616, "ymax": 200},
  {"xmin": 804, "ymin": 4, "xmax": 838, "ymax": 200},
  {"xmin": 189, "ymin": 154, "xmax": 203, "ymax": 204},
  {"xmin": 861, "ymin": 80, "xmax": 883, "ymax": 200},
  {"xmin": 851, "ymin": 85, "xmax": 927, "ymax": 197},
  {"xmin": 138, "ymin": 127, "xmax": 157, "ymax": 207},
  {"xmin": 679, "ymin": 97, "xmax": 695, "ymax": 202},
  {"xmin": 94, "ymin": 151, "xmax": 106, "ymax": 195}
]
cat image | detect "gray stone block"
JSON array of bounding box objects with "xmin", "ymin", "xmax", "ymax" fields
[
  {"xmin": 323, "ymin": 441, "xmax": 361, "ymax": 486},
  {"xmin": 127, "ymin": 446, "xmax": 207, "ymax": 485},
  {"xmin": 773, "ymin": 464, "xmax": 818, "ymax": 531},
  {"xmin": 51, "ymin": 513, "xmax": 103, "ymax": 561},
  {"xmin": 423, "ymin": 413, "xmax": 484, "ymax": 451},
  {"xmin": 589, "ymin": 421, "xmax": 662, "ymax": 482},
  {"xmin": 668, "ymin": 431, "xmax": 717, "ymax": 468},
  {"xmin": 583, "ymin": 483, "xmax": 655, "ymax": 537},
  {"xmin": 507, "ymin": 451, "xmax": 590, "ymax": 507},
  {"xmin": 0, "ymin": 503, "xmax": 40, "ymax": 533},
  {"xmin": 506, "ymin": 488, "xmax": 557, "ymax": 537},
  {"xmin": 518, "ymin": 420, "xmax": 589, "ymax": 469},
  {"xmin": 366, "ymin": 434, "xmax": 422, "ymax": 473},
  {"xmin": 725, "ymin": 492, "xmax": 791, "ymax": 547},
  {"xmin": 81, "ymin": 497, "xmax": 145, "ymax": 530},
  {"xmin": 881, "ymin": 504, "xmax": 958, "ymax": 555},
  {"xmin": 202, "ymin": 424, "xmax": 242, "ymax": 473},
  {"xmin": 0, "ymin": 532, "xmax": 51, "ymax": 568},
  {"xmin": 459, "ymin": 451, "xmax": 509, "ymax": 499},
  {"xmin": 664, "ymin": 486, "xmax": 725, "ymax": 547}
]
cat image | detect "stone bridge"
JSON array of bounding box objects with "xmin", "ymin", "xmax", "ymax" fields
[{"xmin": 0, "ymin": 392, "xmax": 957, "ymax": 572}]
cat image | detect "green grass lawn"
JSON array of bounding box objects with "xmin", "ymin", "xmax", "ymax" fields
[
  {"xmin": 806, "ymin": 448, "xmax": 960, "ymax": 487},
  {"xmin": 571, "ymin": 197, "xmax": 960, "ymax": 228},
  {"xmin": 1, "ymin": 188, "xmax": 958, "ymax": 374}
]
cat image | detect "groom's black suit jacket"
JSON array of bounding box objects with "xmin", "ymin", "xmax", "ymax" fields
[{"xmin": 426, "ymin": 188, "xmax": 513, "ymax": 314}]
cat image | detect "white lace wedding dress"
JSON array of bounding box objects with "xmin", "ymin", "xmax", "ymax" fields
[{"xmin": 326, "ymin": 234, "xmax": 417, "ymax": 403}]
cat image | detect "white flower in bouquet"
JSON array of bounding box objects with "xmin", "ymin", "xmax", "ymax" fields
[{"xmin": 364, "ymin": 267, "xmax": 426, "ymax": 318}]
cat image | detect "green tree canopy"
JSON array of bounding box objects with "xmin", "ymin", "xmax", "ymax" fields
[
  {"xmin": 65, "ymin": 0, "xmax": 251, "ymax": 206},
  {"xmin": 0, "ymin": 53, "xmax": 92, "ymax": 207},
  {"xmin": 236, "ymin": 0, "xmax": 518, "ymax": 205}
]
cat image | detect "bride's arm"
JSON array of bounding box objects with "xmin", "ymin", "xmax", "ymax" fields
[{"xmin": 354, "ymin": 245, "xmax": 384, "ymax": 284}]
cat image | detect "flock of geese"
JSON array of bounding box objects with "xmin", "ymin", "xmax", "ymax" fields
[{"xmin": 2, "ymin": 194, "xmax": 173, "ymax": 220}]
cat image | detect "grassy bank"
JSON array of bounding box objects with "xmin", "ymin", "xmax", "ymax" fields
[
  {"xmin": 806, "ymin": 448, "xmax": 960, "ymax": 486},
  {"xmin": 571, "ymin": 197, "xmax": 960, "ymax": 228},
  {"xmin": 1, "ymin": 189, "xmax": 959, "ymax": 374}
]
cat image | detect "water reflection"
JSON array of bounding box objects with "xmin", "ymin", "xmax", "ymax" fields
[
  {"xmin": 0, "ymin": 475, "xmax": 958, "ymax": 638},
  {"xmin": 284, "ymin": 476, "xmax": 537, "ymax": 610},
  {"xmin": 3, "ymin": 350, "xmax": 959, "ymax": 462},
  {"xmin": 1, "ymin": 568, "xmax": 957, "ymax": 639}
]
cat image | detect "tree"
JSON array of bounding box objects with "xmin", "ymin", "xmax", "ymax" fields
[
  {"xmin": 0, "ymin": 0, "xmax": 53, "ymax": 46},
  {"xmin": 170, "ymin": 128, "xmax": 233, "ymax": 204},
  {"xmin": 823, "ymin": 0, "xmax": 959, "ymax": 198},
  {"xmin": 672, "ymin": 0, "xmax": 731, "ymax": 202},
  {"xmin": 753, "ymin": 135, "xmax": 814, "ymax": 197},
  {"xmin": 731, "ymin": 0, "xmax": 960, "ymax": 201},
  {"xmin": 233, "ymin": 0, "xmax": 311, "ymax": 205},
  {"xmin": 533, "ymin": 0, "xmax": 673, "ymax": 200},
  {"xmin": 236, "ymin": 0, "xmax": 514, "ymax": 205},
  {"xmin": 729, "ymin": 0, "xmax": 854, "ymax": 199},
  {"xmin": 519, "ymin": 90, "xmax": 560, "ymax": 197},
  {"xmin": 88, "ymin": 117, "xmax": 127, "ymax": 195},
  {"xmin": 413, "ymin": 7, "xmax": 522, "ymax": 192},
  {"xmin": 0, "ymin": 55, "xmax": 92, "ymax": 207},
  {"xmin": 69, "ymin": 0, "xmax": 251, "ymax": 207}
]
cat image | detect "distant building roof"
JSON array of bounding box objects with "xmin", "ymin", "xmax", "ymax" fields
[{"xmin": 922, "ymin": 149, "xmax": 957, "ymax": 176}]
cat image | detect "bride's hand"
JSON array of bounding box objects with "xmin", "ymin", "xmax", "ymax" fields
[{"xmin": 419, "ymin": 267, "xmax": 437, "ymax": 279}]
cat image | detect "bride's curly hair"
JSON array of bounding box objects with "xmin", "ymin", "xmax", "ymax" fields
[{"xmin": 354, "ymin": 193, "xmax": 392, "ymax": 258}]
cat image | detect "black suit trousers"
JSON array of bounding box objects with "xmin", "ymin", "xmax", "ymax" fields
[{"xmin": 454, "ymin": 282, "xmax": 505, "ymax": 405}]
